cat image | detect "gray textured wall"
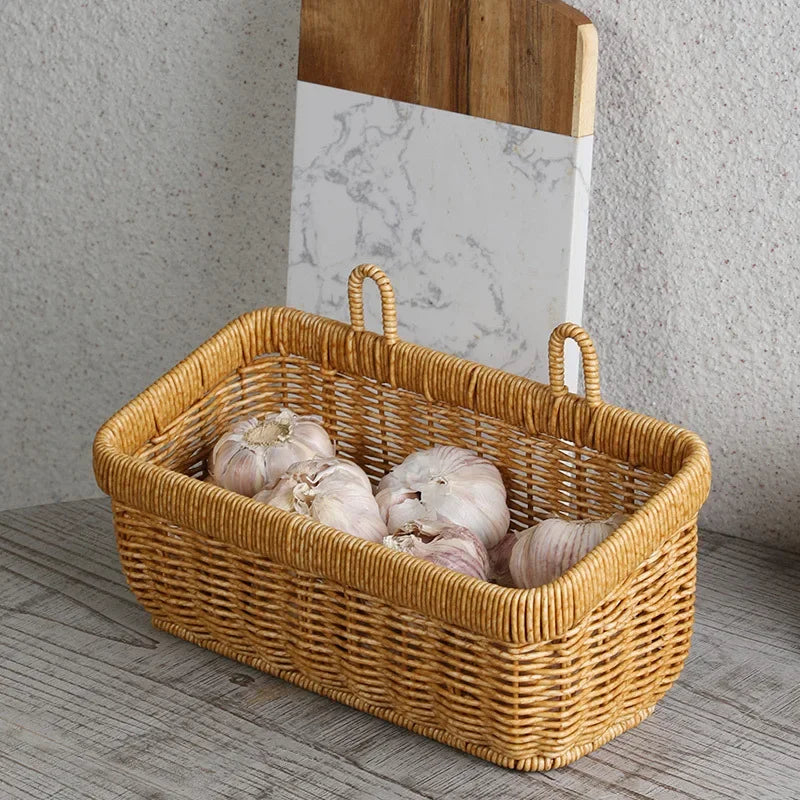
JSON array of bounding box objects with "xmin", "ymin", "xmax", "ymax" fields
[
  {"xmin": 1, "ymin": 1, "xmax": 299, "ymax": 509},
  {"xmin": 578, "ymin": 0, "xmax": 799, "ymax": 551},
  {"xmin": 2, "ymin": 1, "xmax": 798, "ymax": 550}
]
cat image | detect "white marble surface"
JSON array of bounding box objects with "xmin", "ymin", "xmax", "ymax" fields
[{"xmin": 288, "ymin": 81, "xmax": 593, "ymax": 385}]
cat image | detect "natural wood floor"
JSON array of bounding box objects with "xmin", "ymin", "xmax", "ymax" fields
[{"xmin": 1, "ymin": 498, "xmax": 798, "ymax": 799}]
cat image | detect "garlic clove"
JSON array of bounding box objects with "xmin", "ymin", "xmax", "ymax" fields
[
  {"xmin": 400, "ymin": 518, "xmax": 465, "ymax": 539},
  {"xmin": 291, "ymin": 418, "xmax": 338, "ymax": 458},
  {"xmin": 376, "ymin": 446, "xmax": 510, "ymax": 547},
  {"xmin": 218, "ymin": 445, "xmax": 268, "ymax": 497},
  {"xmin": 509, "ymin": 513, "xmax": 627, "ymax": 588},
  {"xmin": 383, "ymin": 494, "xmax": 434, "ymax": 533},
  {"xmin": 312, "ymin": 491, "xmax": 387, "ymax": 543},
  {"xmin": 209, "ymin": 409, "xmax": 334, "ymax": 496},
  {"xmin": 253, "ymin": 455, "xmax": 387, "ymax": 542},
  {"xmin": 487, "ymin": 529, "xmax": 517, "ymax": 585},
  {"xmin": 422, "ymin": 489, "xmax": 504, "ymax": 547},
  {"xmin": 253, "ymin": 477, "xmax": 295, "ymax": 511},
  {"xmin": 296, "ymin": 457, "xmax": 373, "ymax": 494},
  {"xmin": 383, "ymin": 518, "xmax": 490, "ymax": 581}
]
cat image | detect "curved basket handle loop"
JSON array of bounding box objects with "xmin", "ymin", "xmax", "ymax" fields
[
  {"xmin": 347, "ymin": 264, "xmax": 399, "ymax": 345},
  {"xmin": 548, "ymin": 323, "xmax": 602, "ymax": 407}
]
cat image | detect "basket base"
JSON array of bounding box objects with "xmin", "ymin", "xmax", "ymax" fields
[{"xmin": 152, "ymin": 616, "xmax": 656, "ymax": 771}]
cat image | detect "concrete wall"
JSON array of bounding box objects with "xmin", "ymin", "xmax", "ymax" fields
[
  {"xmin": 2, "ymin": 1, "xmax": 798, "ymax": 551},
  {"xmin": 578, "ymin": 0, "xmax": 799, "ymax": 550},
  {"xmin": 0, "ymin": 1, "xmax": 299, "ymax": 509}
]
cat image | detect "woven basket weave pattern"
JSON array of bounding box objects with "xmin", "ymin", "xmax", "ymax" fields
[{"xmin": 95, "ymin": 266, "xmax": 710, "ymax": 770}]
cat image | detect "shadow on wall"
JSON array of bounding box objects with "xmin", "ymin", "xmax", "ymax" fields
[
  {"xmin": 190, "ymin": 1, "xmax": 300, "ymax": 323},
  {"xmin": 0, "ymin": 1, "xmax": 302, "ymax": 510},
  {"xmin": 143, "ymin": 1, "xmax": 301, "ymax": 341},
  {"xmin": 100, "ymin": 1, "xmax": 302, "ymax": 478},
  {"xmin": 582, "ymin": 8, "xmax": 685, "ymax": 408},
  {"xmin": 77, "ymin": 2, "xmax": 302, "ymax": 390},
  {"xmin": 581, "ymin": 0, "xmax": 800, "ymax": 550},
  {"xmin": 584, "ymin": 8, "xmax": 669, "ymax": 353}
]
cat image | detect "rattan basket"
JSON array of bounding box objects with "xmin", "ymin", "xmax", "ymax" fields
[{"xmin": 93, "ymin": 264, "xmax": 711, "ymax": 771}]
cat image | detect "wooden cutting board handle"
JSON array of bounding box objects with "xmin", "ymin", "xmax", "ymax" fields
[{"xmin": 298, "ymin": 0, "xmax": 597, "ymax": 137}]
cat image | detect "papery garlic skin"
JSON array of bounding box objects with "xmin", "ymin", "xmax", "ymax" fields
[
  {"xmin": 487, "ymin": 529, "xmax": 517, "ymax": 586},
  {"xmin": 383, "ymin": 519, "xmax": 490, "ymax": 581},
  {"xmin": 376, "ymin": 446, "xmax": 510, "ymax": 548},
  {"xmin": 509, "ymin": 512, "xmax": 627, "ymax": 588},
  {"xmin": 209, "ymin": 409, "xmax": 334, "ymax": 496},
  {"xmin": 253, "ymin": 456, "xmax": 387, "ymax": 542}
]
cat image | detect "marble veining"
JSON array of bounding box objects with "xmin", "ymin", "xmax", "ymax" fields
[{"xmin": 288, "ymin": 80, "xmax": 593, "ymax": 386}]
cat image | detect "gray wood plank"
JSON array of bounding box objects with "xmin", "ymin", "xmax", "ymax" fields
[{"xmin": 0, "ymin": 499, "xmax": 798, "ymax": 799}]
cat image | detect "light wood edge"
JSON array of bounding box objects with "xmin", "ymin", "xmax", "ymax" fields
[{"xmin": 572, "ymin": 23, "xmax": 598, "ymax": 137}]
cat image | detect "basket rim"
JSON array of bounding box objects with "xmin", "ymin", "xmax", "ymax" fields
[{"xmin": 94, "ymin": 305, "xmax": 711, "ymax": 644}]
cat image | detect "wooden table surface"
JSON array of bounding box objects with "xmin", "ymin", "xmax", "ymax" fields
[{"xmin": 1, "ymin": 498, "xmax": 798, "ymax": 799}]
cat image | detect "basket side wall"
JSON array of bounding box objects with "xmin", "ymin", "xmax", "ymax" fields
[
  {"xmin": 94, "ymin": 307, "xmax": 710, "ymax": 644},
  {"xmin": 113, "ymin": 503, "xmax": 697, "ymax": 768}
]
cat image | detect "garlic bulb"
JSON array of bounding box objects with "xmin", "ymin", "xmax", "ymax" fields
[
  {"xmin": 375, "ymin": 446, "xmax": 510, "ymax": 548},
  {"xmin": 509, "ymin": 512, "xmax": 627, "ymax": 588},
  {"xmin": 383, "ymin": 519, "xmax": 490, "ymax": 581},
  {"xmin": 253, "ymin": 456, "xmax": 387, "ymax": 542},
  {"xmin": 209, "ymin": 409, "xmax": 334, "ymax": 496}
]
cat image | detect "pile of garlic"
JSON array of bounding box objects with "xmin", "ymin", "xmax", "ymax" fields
[{"xmin": 205, "ymin": 408, "xmax": 626, "ymax": 586}]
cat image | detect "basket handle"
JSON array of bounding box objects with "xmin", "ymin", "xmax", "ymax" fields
[
  {"xmin": 347, "ymin": 264, "xmax": 399, "ymax": 344},
  {"xmin": 548, "ymin": 323, "xmax": 602, "ymax": 407}
]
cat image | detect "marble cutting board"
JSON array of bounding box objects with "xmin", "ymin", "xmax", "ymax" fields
[{"xmin": 287, "ymin": 0, "xmax": 597, "ymax": 386}]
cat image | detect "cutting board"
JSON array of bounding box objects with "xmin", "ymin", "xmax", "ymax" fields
[{"xmin": 287, "ymin": 0, "xmax": 597, "ymax": 386}]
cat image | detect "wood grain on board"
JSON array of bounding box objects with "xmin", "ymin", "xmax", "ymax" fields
[
  {"xmin": 298, "ymin": 0, "xmax": 598, "ymax": 137},
  {"xmin": 2, "ymin": 499, "xmax": 800, "ymax": 798}
]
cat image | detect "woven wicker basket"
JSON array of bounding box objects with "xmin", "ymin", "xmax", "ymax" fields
[{"xmin": 93, "ymin": 264, "xmax": 711, "ymax": 771}]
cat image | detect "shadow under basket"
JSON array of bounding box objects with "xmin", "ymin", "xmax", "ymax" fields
[{"xmin": 93, "ymin": 264, "xmax": 711, "ymax": 771}]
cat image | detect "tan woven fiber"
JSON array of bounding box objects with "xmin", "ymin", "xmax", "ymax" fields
[{"xmin": 94, "ymin": 264, "xmax": 711, "ymax": 770}]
